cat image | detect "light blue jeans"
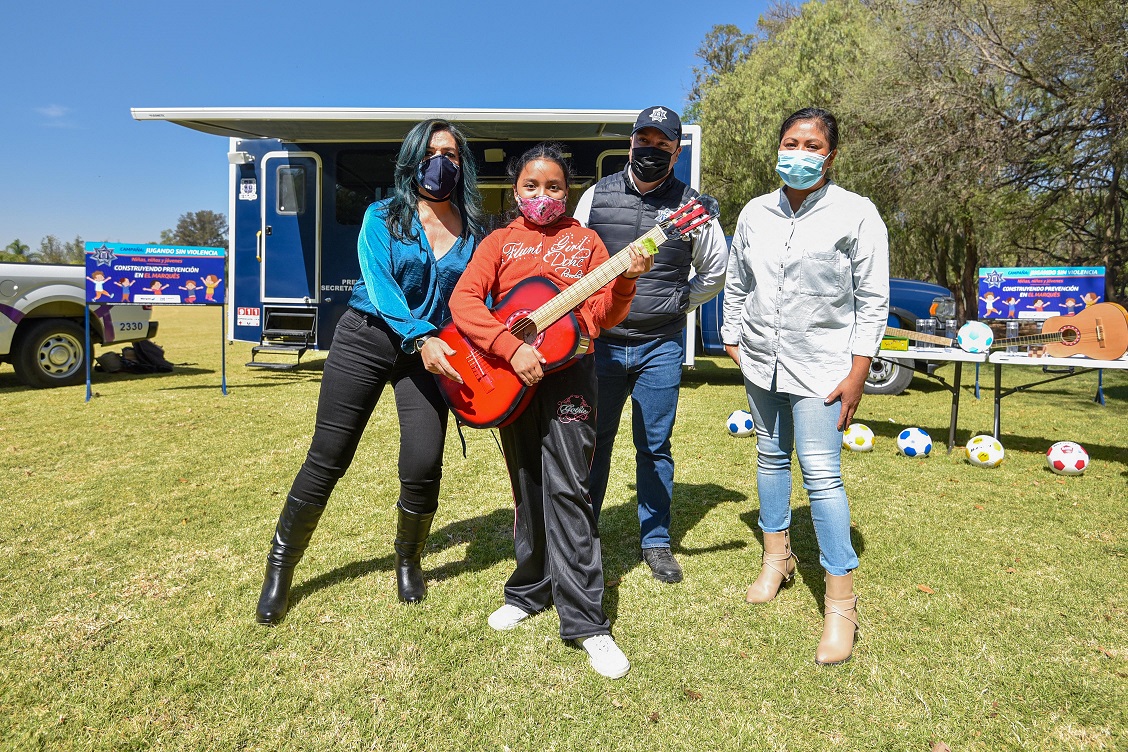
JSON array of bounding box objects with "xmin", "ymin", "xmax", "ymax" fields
[{"xmin": 745, "ymin": 378, "xmax": 859, "ymax": 575}]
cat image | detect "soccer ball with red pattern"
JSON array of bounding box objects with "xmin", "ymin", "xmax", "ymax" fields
[{"xmin": 1046, "ymin": 441, "xmax": 1089, "ymax": 476}]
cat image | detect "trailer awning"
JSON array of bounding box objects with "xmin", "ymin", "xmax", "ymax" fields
[{"xmin": 130, "ymin": 107, "xmax": 641, "ymax": 142}]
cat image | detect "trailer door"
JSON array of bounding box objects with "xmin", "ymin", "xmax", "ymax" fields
[{"xmin": 261, "ymin": 152, "xmax": 321, "ymax": 303}]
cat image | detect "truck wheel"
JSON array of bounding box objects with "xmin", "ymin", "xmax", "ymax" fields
[
  {"xmin": 12, "ymin": 319, "xmax": 88, "ymax": 388},
  {"xmin": 864, "ymin": 356, "xmax": 914, "ymax": 396}
]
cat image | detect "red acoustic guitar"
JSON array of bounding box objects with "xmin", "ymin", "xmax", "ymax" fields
[{"xmin": 436, "ymin": 196, "xmax": 720, "ymax": 428}]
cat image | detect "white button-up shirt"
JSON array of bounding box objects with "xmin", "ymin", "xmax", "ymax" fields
[{"xmin": 721, "ymin": 182, "xmax": 889, "ymax": 399}]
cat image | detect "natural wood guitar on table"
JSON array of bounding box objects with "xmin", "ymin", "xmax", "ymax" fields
[
  {"xmin": 884, "ymin": 302, "xmax": 1128, "ymax": 359},
  {"xmin": 435, "ymin": 196, "xmax": 720, "ymax": 428}
]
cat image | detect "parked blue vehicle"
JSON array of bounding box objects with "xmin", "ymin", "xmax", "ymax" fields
[{"xmin": 695, "ymin": 276, "xmax": 954, "ymax": 395}]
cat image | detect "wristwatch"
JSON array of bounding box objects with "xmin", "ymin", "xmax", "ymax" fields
[{"xmin": 414, "ymin": 335, "xmax": 432, "ymax": 353}]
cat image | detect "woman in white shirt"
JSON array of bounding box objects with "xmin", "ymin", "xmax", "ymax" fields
[{"xmin": 721, "ymin": 107, "xmax": 889, "ymax": 665}]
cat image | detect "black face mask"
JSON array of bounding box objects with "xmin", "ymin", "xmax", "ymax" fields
[
  {"xmin": 416, "ymin": 154, "xmax": 460, "ymax": 201},
  {"xmin": 630, "ymin": 146, "xmax": 675, "ymax": 183}
]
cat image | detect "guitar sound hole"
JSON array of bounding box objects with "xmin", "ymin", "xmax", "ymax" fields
[
  {"xmin": 507, "ymin": 313, "xmax": 540, "ymax": 345},
  {"xmin": 1060, "ymin": 325, "xmax": 1080, "ymax": 345}
]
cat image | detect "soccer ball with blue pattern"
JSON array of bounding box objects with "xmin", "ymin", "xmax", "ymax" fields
[
  {"xmin": 956, "ymin": 321, "xmax": 994, "ymax": 353},
  {"xmin": 896, "ymin": 427, "xmax": 933, "ymax": 457},
  {"xmin": 965, "ymin": 434, "xmax": 1005, "ymax": 468},
  {"xmin": 727, "ymin": 409, "xmax": 755, "ymax": 437},
  {"xmin": 842, "ymin": 423, "xmax": 875, "ymax": 452}
]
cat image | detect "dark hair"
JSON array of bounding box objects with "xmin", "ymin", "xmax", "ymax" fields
[
  {"xmin": 507, "ymin": 141, "xmax": 573, "ymax": 190},
  {"xmin": 386, "ymin": 119, "xmax": 484, "ymax": 242},
  {"xmin": 778, "ymin": 107, "xmax": 839, "ymax": 152}
]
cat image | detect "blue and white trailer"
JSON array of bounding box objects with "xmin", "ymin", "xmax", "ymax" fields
[{"xmin": 131, "ymin": 108, "xmax": 706, "ymax": 365}]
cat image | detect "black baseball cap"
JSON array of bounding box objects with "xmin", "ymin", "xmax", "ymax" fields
[{"xmin": 632, "ymin": 106, "xmax": 682, "ymax": 141}]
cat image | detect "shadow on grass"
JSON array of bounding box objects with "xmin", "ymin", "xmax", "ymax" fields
[
  {"xmin": 680, "ymin": 359, "xmax": 745, "ymax": 389},
  {"xmin": 599, "ymin": 481, "xmax": 749, "ymax": 621},
  {"xmin": 738, "ymin": 506, "xmax": 868, "ymax": 610},
  {"xmin": 288, "ymin": 505, "xmax": 516, "ymax": 612},
  {"xmin": 287, "ymin": 480, "xmax": 750, "ymax": 625}
]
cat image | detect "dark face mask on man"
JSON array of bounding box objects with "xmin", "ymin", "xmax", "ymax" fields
[
  {"xmin": 630, "ymin": 146, "xmax": 675, "ymax": 184},
  {"xmin": 416, "ymin": 153, "xmax": 460, "ymax": 201}
]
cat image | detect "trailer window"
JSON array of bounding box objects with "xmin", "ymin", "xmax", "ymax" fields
[
  {"xmin": 277, "ymin": 166, "xmax": 306, "ymax": 215},
  {"xmin": 336, "ymin": 149, "xmax": 397, "ymax": 225}
]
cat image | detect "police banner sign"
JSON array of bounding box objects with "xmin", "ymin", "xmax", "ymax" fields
[
  {"xmin": 977, "ymin": 267, "xmax": 1105, "ymax": 320},
  {"xmin": 84, "ymin": 243, "xmax": 226, "ymax": 305}
]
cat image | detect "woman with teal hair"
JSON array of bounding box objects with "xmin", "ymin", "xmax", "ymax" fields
[{"xmin": 256, "ymin": 119, "xmax": 484, "ymax": 624}]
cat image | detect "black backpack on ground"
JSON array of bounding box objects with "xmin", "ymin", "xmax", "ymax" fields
[{"xmin": 124, "ymin": 340, "xmax": 174, "ymax": 374}]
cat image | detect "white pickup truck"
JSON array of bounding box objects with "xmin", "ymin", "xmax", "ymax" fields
[{"xmin": 0, "ymin": 263, "xmax": 158, "ymax": 387}]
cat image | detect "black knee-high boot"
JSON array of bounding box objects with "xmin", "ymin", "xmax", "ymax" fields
[
  {"xmin": 255, "ymin": 496, "xmax": 326, "ymax": 625},
  {"xmin": 394, "ymin": 503, "xmax": 436, "ymax": 603}
]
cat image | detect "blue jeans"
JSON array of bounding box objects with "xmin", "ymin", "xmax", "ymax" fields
[
  {"xmin": 589, "ymin": 334, "xmax": 684, "ymax": 550},
  {"xmin": 745, "ymin": 378, "xmax": 859, "ymax": 576}
]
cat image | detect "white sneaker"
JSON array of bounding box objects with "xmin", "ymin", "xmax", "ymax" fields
[
  {"xmin": 577, "ymin": 634, "xmax": 630, "ymax": 679},
  {"xmin": 488, "ymin": 603, "xmax": 531, "ymax": 631}
]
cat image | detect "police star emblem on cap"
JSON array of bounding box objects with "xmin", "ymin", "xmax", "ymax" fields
[{"xmin": 649, "ymin": 106, "xmax": 669, "ymax": 123}]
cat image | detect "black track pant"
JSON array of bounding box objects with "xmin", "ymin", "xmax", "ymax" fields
[
  {"xmin": 288, "ymin": 307, "xmax": 448, "ymax": 515},
  {"xmin": 498, "ymin": 355, "xmax": 611, "ymax": 641}
]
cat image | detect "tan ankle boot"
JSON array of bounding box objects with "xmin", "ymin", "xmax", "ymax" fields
[
  {"xmin": 816, "ymin": 572, "xmax": 859, "ymax": 665},
  {"xmin": 746, "ymin": 530, "xmax": 798, "ymax": 603}
]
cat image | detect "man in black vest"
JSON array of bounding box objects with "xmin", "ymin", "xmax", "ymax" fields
[{"xmin": 573, "ymin": 105, "xmax": 728, "ymax": 583}]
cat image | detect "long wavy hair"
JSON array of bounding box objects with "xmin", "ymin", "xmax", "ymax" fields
[{"xmin": 386, "ymin": 119, "xmax": 484, "ymax": 242}]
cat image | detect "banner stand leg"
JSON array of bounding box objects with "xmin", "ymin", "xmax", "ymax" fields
[
  {"xmin": 84, "ymin": 305, "xmax": 92, "ymax": 402},
  {"xmin": 221, "ymin": 303, "xmax": 228, "ymax": 396}
]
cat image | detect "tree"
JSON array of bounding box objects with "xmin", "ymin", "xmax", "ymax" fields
[
  {"xmin": 693, "ymin": 0, "xmax": 1128, "ymax": 309},
  {"xmin": 695, "ymin": 0, "xmax": 880, "ymax": 231},
  {"xmin": 685, "ymin": 23, "xmax": 757, "ymax": 123},
  {"xmin": 34, "ymin": 235, "xmax": 84, "ymax": 265},
  {"xmin": 1, "ymin": 239, "xmax": 31, "ymax": 263},
  {"xmin": 160, "ymin": 210, "xmax": 228, "ymax": 248}
]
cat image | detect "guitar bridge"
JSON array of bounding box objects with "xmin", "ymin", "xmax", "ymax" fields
[{"xmin": 465, "ymin": 345, "xmax": 495, "ymax": 393}]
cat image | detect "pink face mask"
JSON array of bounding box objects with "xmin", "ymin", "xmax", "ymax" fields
[{"xmin": 515, "ymin": 194, "xmax": 567, "ymax": 226}]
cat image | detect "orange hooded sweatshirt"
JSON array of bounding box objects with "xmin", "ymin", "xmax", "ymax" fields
[{"xmin": 450, "ymin": 216, "xmax": 637, "ymax": 361}]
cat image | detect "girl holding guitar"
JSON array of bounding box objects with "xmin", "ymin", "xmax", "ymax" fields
[
  {"xmin": 255, "ymin": 119, "xmax": 484, "ymax": 624},
  {"xmin": 447, "ymin": 143, "xmax": 651, "ymax": 679}
]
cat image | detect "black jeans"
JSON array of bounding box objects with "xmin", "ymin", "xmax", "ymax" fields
[
  {"xmin": 287, "ymin": 307, "xmax": 448, "ymax": 515},
  {"xmin": 498, "ymin": 355, "xmax": 611, "ymax": 641}
]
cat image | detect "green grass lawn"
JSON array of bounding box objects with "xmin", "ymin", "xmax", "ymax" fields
[{"xmin": 1, "ymin": 306, "xmax": 1125, "ymax": 751}]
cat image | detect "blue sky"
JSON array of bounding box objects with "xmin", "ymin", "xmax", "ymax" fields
[{"xmin": 1, "ymin": 0, "xmax": 766, "ymax": 250}]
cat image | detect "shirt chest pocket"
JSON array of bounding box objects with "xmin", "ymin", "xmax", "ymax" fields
[{"xmin": 799, "ymin": 239, "xmax": 852, "ymax": 297}]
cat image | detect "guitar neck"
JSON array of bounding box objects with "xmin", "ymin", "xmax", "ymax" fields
[
  {"xmin": 987, "ymin": 332, "xmax": 1065, "ymax": 350},
  {"xmin": 525, "ymin": 224, "xmax": 667, "ymax": 332},
  {"xmin": 885, "ymin": 325, "xmax": 953, "ymax": 347}
]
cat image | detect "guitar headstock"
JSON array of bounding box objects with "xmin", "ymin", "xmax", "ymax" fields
[{"xmin": 661, "ymin": 195, "xmax": 720, "ymax": 241}]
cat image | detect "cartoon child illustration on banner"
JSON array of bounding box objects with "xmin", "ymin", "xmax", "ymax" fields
[
  {"xmin": 114, "ymin": 277, "xmax": 135, "ymax": 302},
  {"xmin": 180, "ymin": 280, "xmax": 200, "ymax": 303},
  {"xmin": 201, "ymin": 274, "xmax": 223, "ymax": 303},
  {"xmin": 87, "ymin": 270, "xmax": 113, "ymax": 301}
]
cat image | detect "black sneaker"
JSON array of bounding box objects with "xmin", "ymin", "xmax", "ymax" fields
[{"xmin": 642, "ymin": 547, "xmax": 683, "ymax": 583}]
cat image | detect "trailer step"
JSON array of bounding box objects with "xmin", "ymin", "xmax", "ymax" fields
[
  {"xmin": 252, "ymin": 344, "xmax": 310, "ymax": 355},
  {"xmin": 245, "ymin": 360, "xmax": 300, "ymax": 370},
  {"xmin": 261, "ymin": 328, "xmax": 316, "ymax": 338}
]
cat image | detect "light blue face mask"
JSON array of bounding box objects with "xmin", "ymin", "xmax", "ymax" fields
[{"xmin": 776, "ymin": 150, "xmax": 827, "ymax": 190}]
